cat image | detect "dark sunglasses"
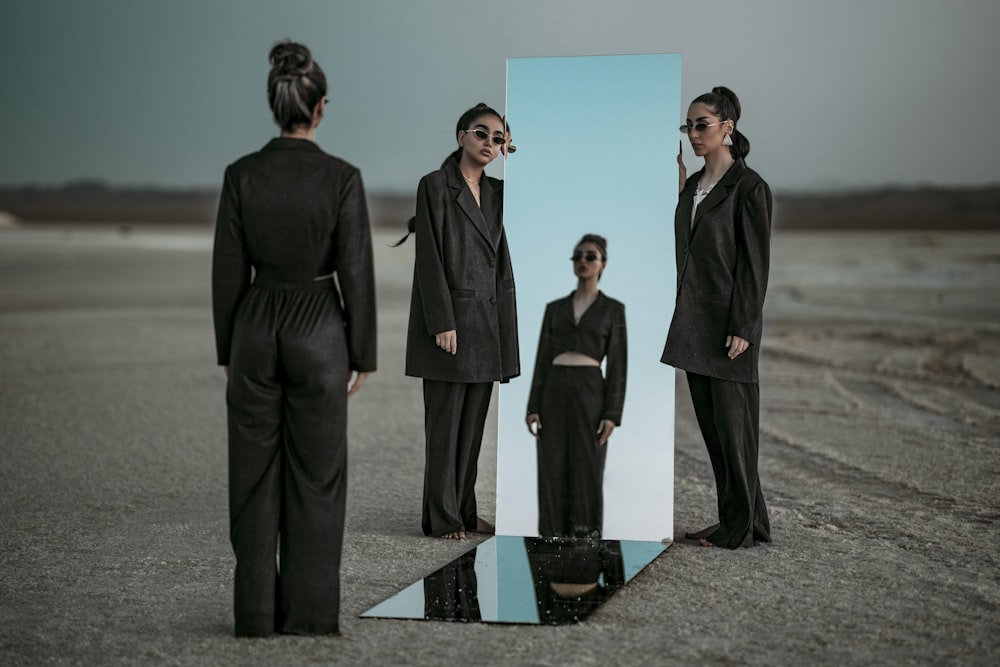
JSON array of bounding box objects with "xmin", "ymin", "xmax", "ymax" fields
[
  {"xmin": 571, "ymin": 252, "xmax": 602, "ymax": 263},
  {"xmin": 465, "ymin": 128, "xmax": 506, "ymax": 146},
  {"xmin": 679, "ymin": 121, "xmax": 726, "ymax": 134}
]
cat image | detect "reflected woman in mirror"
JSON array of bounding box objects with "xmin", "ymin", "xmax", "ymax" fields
[
  {"xmin": 526, "ymin": 234, "xmax": 626, "ymax": 538},
  {"xmin": 661, "ymin": 86, "xmax": 772, "ymax": 549},
  {"xmin": 212, "ymin": 41, "xmax": 376, "ymax": 635},
  {"xmin": 405, "ymin": 103, "xmax": 520, "ymax": 540}
]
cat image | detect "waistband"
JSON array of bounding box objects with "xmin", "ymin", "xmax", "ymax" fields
[
  {"xmin": 549, "ymin": 363, "xmax": 603, "ymax": 372},
  {"xmin": 252, "ymin": 273, "xmax": 334, "ymax": 290}
]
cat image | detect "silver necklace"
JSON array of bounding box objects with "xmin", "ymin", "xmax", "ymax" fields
[{"xmin": 695, "ymin": 178, "xmax": 717, "ymax": 197}]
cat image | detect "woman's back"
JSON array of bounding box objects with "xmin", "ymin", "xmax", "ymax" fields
[{"xmin": 224, "ymin": 137, "xmax": 367, "ymax": 281}]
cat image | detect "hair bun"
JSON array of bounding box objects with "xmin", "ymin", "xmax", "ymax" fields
[{"xmin": 269, "ymin": 40, "xmax": 313, "ymax": 77}]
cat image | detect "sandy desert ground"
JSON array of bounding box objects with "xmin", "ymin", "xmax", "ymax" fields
[{"xmin": 0, "ymin": 226, "xmax": 998, "ymax": 666}]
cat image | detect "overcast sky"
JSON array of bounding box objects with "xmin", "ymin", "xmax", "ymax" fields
[{"xmin": 1, "ymin": 0, "xmax": 998, "ymax": 192}]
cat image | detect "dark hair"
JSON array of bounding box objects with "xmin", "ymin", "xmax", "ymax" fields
[
  {"xmin": 267, "ymin": 40, "xmax": 327, "ymax": 132},
  {"xmin": 576, "ymin": 233, "xmax": 607, "ymax": 260},
  {"xmin": 576, "ymin": 233, "xmax": 608, "ymax": 280},
  {"xmin": 442, "ymin": 102, "xmax": 503, "ymax": 167},
  {"xmin": 691, "ymin": 86, "xmax": 750, "ymax": 159}
]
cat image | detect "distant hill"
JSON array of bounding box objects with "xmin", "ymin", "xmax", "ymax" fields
[
  {"xmin": 773, "ymin": 185, "xmax": 1000, "ymax": 231},
  {"xmin": 0, "ymin": 182, "xmax": 997, "ymax": 230}
]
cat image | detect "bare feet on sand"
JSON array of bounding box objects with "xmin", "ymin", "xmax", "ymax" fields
[
  {"xmin": 439, "ymin": 517, "xmax": 494, "ymax": 540},
  {"xmin": 685, "ymin": 524, "xmax": 720, "ymax": 540}
]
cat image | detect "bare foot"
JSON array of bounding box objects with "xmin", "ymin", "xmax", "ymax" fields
[
  {"xmin": 698, "ymin": 537, "xmax": 716, "ymax": 547},
  {"xmin": 473, "ymin": 517, "xmax": 495, "ymax": 535},
  {"xmin": 441, "ymin": 531, "xmax": 466, "ymax": 540},
  {"xmin": 685, "ymin": 524, "xmax": 720, "ymax": 540}
]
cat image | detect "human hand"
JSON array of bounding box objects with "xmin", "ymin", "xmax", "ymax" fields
[
  {"xmin": 526, "ymin": 413, "xmax": 542, "ymax": 437},
  {"xmin": 223, "ymin": 365, "xmax": 230, "ymax": 378},
  {"xmin": 725, "ymin": 335, "xmax": 750, "ymax": 359},
  {"xmin": 677, "ymin": 141, "xmax": 687, "ymax": 194},
  {"xmin": 597, "ymin": 419, "xmax": 616, "ymax": 445},
  {"xmin": 435, "ymin": 330, "xmax": 457, "ymax": 355},
  {"xmin": 347, "ymin": 371, "xmax": 369, "ymax": 397}
]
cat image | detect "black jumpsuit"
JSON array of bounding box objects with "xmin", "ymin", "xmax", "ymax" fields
[{"xmin": 212, "ymin": 137, "xmax": 376, "ymax": 636}]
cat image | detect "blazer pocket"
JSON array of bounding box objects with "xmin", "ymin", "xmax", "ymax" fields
[{"xmin": 450, "ymin": 288, "xmax": 476, "ymax": 299}]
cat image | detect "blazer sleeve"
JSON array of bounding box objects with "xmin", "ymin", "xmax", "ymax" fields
[
  {"xmin": 211, "ymin": 165, "xmax": 251, "ymax": 366},
  {"xmin": 526, "ymin": 303, "xmax": 555, "ymax": 416},
  {"xmin": 413, "ymin": 175, "xmax": 456, "ymax": 335},
  {"xmin": 602, "ymin": 302, "xmax": 627, "ymax": 425},
  {"xmin": 727, "ymin": 180, "xmax": 772, "ymax": 344},
  {"xmin": 334, "ymin": 168, "xmax": 378, "ymax": 372}
]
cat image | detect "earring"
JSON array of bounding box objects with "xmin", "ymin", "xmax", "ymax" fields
[{"xmin": 722, "ymin": 133, "xmax": 733, "ymax": 147}]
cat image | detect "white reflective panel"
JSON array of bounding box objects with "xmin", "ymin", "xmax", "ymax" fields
[{"xmin": 498, "ymin": 54, "xmax": 682, "ymax": 541}]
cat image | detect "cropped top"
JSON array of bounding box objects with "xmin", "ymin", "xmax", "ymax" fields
[{"xmin": 526, "ymin": 291, "xmax": 627, "ymax": 424}]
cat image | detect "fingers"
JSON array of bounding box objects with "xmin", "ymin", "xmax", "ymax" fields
[
  {"xmin": 435, "ymin": 330, "xmax": 457, "ymax": 355},
  {"xmin": 525, "ymin": 414, "xmax": 541, "ymax": 437},
  {"xmin": 726, "ymin": 335, "xmax": 750, "ymax": 359},
  {"xmin": 597, "ymin": 419, "xmax": 615, "ymax": 445},
  {"xmin": 347, "ymin": 371, "xmax": 369, "ymax": 397}
]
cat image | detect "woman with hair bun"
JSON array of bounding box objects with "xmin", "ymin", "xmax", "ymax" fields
[
  {"xmin": 525, "ymin": 234, "xmax": 626, "ymax": 539},
  {"xmin": 212, "ymin": 40, "xmax": 376, "ymax": 636},
  {"xmin": 405, "ymin": 103, "xmax": 519, "ymax": 540},
  {"xmin": 661, "ymin": 86, "xmax": 772, "ymax": 549}
]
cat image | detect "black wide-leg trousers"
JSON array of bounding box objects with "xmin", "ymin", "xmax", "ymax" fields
[
  {"xmin": 421, "ymin": 380, "xmax": 493, "ymax": 536},
  {"xmin": 227, "ymin": 280, "xmax": 349, "ymax": 636},
  {"xmin": 536, "ymin": 366, "xmax": 607, "ymax": 538},
  {"xmin": 686, "ymin": 372, "xmax": 771, "ymax": 548}
]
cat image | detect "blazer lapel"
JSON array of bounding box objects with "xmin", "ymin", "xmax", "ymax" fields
[
  {"xmin": 479, "ymin": 177, "xmax": 502, "ymax": 247},
  {"xmin": 690, "ymin": 159, "xmax": 747, "ymax": 236},
  {"xmin": 447, "ymin": 161, "xmax": 495, "ymax": 251},
  {"xmin": 677, "ymin": 176, "xmax": 697, "ymax": 245}
]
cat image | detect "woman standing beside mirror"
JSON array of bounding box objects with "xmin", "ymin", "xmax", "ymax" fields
[
  {"xmin": 526, "ymin": 234, "xmax": 626, "ymax": 539},
  {"xmin": 662, "ymin": 86, "xmax": 772, "ymax": 549},
  {"xmin": 405, "ymin": 103, "xmax": 520, "ymax": 540}
]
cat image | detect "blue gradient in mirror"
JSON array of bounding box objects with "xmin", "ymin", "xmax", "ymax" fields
[
  {"xmin": 498, "ymin": 54, "xmax": 682, "ymax": 540},
  {"xmin": 360, "ymin": 537, "xmax": 667, "ymax": 625}
]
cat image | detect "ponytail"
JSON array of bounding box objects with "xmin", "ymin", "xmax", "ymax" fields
[{"xmin": 693, "ymin": 86, "xmax": 750, "ymax": 159}]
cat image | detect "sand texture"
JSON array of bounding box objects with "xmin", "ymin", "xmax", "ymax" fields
[{"xmin": 0, "ymin": 227, "xmax": 997, "ymax": 666}]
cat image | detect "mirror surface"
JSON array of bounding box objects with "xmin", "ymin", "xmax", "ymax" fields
[
  {"xmin": 498, "ymin": 54, "xmax": 682, "ymax": 540},
  {"xmin": 361, "ymin": 536, "xmax": 667, "ymax": 624}
]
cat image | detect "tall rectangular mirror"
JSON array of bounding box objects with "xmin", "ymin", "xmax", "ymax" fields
[{"xmin": 497, "ymin": 54, "xmax": 682, "ymax": 541}]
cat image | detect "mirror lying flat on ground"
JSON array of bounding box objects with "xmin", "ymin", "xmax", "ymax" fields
[{"xmin": 360, "ymin": 537, "xmax": 667, "ymax": 625}]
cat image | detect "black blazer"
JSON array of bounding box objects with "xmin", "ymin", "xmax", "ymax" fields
[
  {"xmin": 404, "ymin": 158, "xmax": 520, "ymax": 383},
  {"xmin": 212, "ymin": 137, "xmax": 377, "ymax": 372},
  {"xmin": 526, "ymin": 292, "xmax": 627, "ymax": 425},
  {"xmin": 660, "ymin": 158, "xmax": 772, "ymax": 383}
]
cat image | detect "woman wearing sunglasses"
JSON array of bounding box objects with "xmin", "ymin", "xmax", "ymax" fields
[
  {"xmin": 525, "ymin": 234, "xmax": 626, "ymax": 539},
  {"xmin": 405, "ymin": 103, "xmax": 520, "ymax": 540},
  {"xmin": 661, "ymin": 86, "xmax": 772, "ymax": 549},
  {"xmin": 212, "ymin": 41, "xmax": 376, "ymax": 636}
]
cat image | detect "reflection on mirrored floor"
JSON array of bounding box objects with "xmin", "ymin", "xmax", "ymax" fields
[{"xmin": 361, "ymin": 536, "xmax": 667, "ymax": 625}]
